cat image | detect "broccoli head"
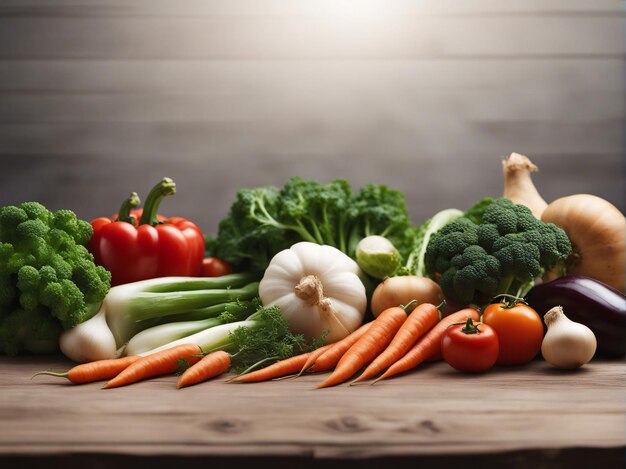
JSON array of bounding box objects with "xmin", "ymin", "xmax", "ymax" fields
[
  {"xmin": 0, "ymin": 202, "xmax": 111, "ymax": 355},
  {"xmin": 425, "ymin": 198, "xmax": 571, "ymax": 306},
  {"xmin": 213, "ymin": 178, "xmax": 415, "ymax": 273}
]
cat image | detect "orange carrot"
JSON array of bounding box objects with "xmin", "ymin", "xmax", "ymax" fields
[
  {"xmin": 103, "ymin": 343, "xmax": 202, "ymax": 389},
  {"xmin": 309, "ymin": 323, "xmax": 371, "ymax": 373},
  {"xmin": 351, "ymin": 303, "xmax": 440, "ymax": 384},
  {"xmin": 176, "ymin": 351, "xmax": 231, "ymax": 389},
  {"xmin": 318, "ymin": 307, "xmax": 407, "ymax": 388},
  {"xmin": 295, "ymin": 343, "xmax": 334, "ymax": 377},
  {"xmin": 234, "ymin": 344, "xmax": 333, "ymax": 383},
  {"xmin": 373, "ymin": 308, "xmax": 480, "ymax": 384},
  {"xmin": 32, "ymin": 356, "xmax": 141, "ymax": 384}
]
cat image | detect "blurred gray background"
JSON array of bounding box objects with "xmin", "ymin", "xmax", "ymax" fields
[{"xmin": 0, "ymin": 0, "xmax": 623, "ymax": 234}]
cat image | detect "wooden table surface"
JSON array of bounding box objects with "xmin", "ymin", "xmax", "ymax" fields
[{"xmin": 0, "ymin": 356, "xmax": 624, "ymax": 467}]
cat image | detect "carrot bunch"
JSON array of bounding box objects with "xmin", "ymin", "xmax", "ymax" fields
[
  {"xmin": 232, "ymin": 303, "xmax": 480, "ymax": 387},
  {"xmin": 34, "ymin": 304, "xmax": 480, "ymax": 389}
]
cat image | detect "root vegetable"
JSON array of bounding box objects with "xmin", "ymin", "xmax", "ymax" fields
[
  {"xmin": 502, "ymin": 152, "xmax": 547, "ymax": 218},
  {"xmin": 541, "ymin": 195, "xmax": 626, "ymax": 293},
  {"xmin": 259, "ymin": 242, "xmax": 367, "ymax": 343},
  {"xmin": 176, "ymin": 351, "xmax": 231, "ymax": 388},
  {"xmin": 351, "ymin": 303, "xmax": 439, "ymax": 383},
  {"xmin": 541, "ymin": 306, "xmax": 597, "ymax": 369},
  {"xmin": 318, "ymin": 306, "xmax": 407, "ymax": 388},
  {"xmin": 32, "ymin": 356, "xmax": 140, "ymax": 384},
  {"xmin": 373, "ymin": 308, "xmax": 480, "ymax": 383},
  {"xmin": 371, "ymin": 276, "xmax": 443, "ymax": 318}
]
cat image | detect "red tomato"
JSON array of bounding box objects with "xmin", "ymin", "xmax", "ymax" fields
[
  {"xmin": 441, "ymin": 319, "xmax": 499, "ymax": 373},
  {"xmin": 482, "ymin": 301, "xmax": 543, "ymax": 365},
  {"xmin": 201, "ymin": 257, "xmax": 233, "ymax": 277}
]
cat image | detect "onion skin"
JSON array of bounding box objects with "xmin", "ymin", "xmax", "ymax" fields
[
  {"xmin": 541, "ymin": 306, "xmax": 596, "ymax": 369},
  {"xmin": 502, "ymin": 152, "xmax": 547, "ymax": 218},
  {"xmin": 541, "ymin": 194, "xmax": 625, "ymax": 293},
  {"xmin": 371, "ymin": 276, "xmax": 443, "ymax": 317},
  {"xmin": 526, "ymin": 276, "xmax": 625, "ymax": 358}
]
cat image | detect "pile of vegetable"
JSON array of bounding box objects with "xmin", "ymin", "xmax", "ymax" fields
[{"xmin": 3, "ymin": 151, "xmax": 624, "ymax": 391}]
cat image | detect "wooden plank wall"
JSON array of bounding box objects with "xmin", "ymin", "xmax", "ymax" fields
[{"xmin": 0, "ymin": 0, "xmax": 623, "ymax": 234}]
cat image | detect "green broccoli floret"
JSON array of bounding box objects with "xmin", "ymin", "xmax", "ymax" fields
[
  {"xmin": 0, "ymin": 308, "xmax": 62, "ymax": 356},
  {"xmin": 0, "ymin": 202, "xmax": 111, "ymax": 355},
  {"xmin": 213, "ymin": 178, "xmax": 415, "ymax": 273},
  {"xmin": 424, "ymin": 198, "xmax": 571, "ymax": 306}
]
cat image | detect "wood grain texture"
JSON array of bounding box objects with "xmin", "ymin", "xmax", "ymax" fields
[{"xmin": 1, "ymin": 357, "xmax": 623, "ymax": 459}]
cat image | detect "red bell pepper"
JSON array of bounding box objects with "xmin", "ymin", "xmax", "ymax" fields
[{"xmin": 90, "ymin": 178, "xmax": 205, "ymax": 286}]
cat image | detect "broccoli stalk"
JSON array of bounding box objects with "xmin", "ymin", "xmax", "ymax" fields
[
  {"xmin": 423, "ymin": 198, "xmax": 572, "ymax": 307},
  {"xmin": 0, "ymin": 202, "xmax": 111, "ymax": 355}
]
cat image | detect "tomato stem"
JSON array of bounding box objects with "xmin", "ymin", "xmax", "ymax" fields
[
  {"xmin": 492, "ymin": 293, "xmax": 527, "ymax": 309},
  {"xmin": 138, "ymin": 178, "xmax": 176, "ymax": 226},
  {"xmin": 116, "ymin": 192, "xmax": 141, "ymax": 225},
  {"xmin": 461, "ymin": 318, "xmax": 481, "ymax": 335}
]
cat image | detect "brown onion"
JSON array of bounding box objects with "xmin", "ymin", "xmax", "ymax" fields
[
  {"xmin": 371, "ymin": 276, "xmax": 443, "ymax": 317},
  {"xmin": 541, "ymin": 194, "xmax": 625, "ymax": 293}
]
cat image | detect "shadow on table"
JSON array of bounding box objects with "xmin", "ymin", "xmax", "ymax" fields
[{"xmin": 2, "ymin": 447, "xmax": 623, "ymax": 469}]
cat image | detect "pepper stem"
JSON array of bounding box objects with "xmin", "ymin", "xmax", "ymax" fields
[
  {"xmin": 138, "ymin": 177, "xmax": 176, "ymax": 226},
  {"xmin": 116, "ymin": 192, "xmax": 141, "ymax": 224}
]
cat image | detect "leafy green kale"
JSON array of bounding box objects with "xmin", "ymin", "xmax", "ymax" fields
[
  {"xmin": 0, "ymin": 202, "xmax": 111, "ymax": 355},
  {"xmin": 213, "ymin": 177, "xmax": 415, "ymax": 273},
  {"xmin": 424, "ymin": 198, "xmax": 571, "ymax": 307}
]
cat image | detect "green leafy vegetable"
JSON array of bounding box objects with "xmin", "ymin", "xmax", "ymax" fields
[
  {"xmin": 213, "ymin": 177, "xmax": 415, "ymax": 273},
  {"xmin": 0, "ymin": 202, "xmax": 111, "ymax": 355},
  {"xmin": 424, "ymin": 197, "xmax": 572, "ymax": 306},
  {"xmin": 402, "ymin": 208, "xmax": 464, "ymax": 277},
  {"xmin": 137, "ymin": 302, "xmax": 323, "ymax": 375},
  {"xmin": 228, "ymin": 304, "xmax": 310, "ymax": 373}
]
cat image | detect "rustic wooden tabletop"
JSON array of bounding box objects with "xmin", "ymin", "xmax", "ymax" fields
[{"xmin": 1, "ymin": 356, "xmax": 623, "ymax": 467}]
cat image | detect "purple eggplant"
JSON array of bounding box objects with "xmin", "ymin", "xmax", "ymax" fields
[{"xmin": 526, "ymin": 276, "xmax": 625, "ymax": 357}]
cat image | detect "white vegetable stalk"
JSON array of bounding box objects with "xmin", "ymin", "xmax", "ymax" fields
[
  {"xmin": 125, "ymin": 317, "xmax": 221, "ymax": 356},
  {"xmin": 59, "ymin": 308, "xmax": 119, "ymax": 363},
  {"xmin": 138, "ymin": 321, "xmax": 256, "ymax": 356},
  {"xmin": 541, "ymin": 306, "xmax": 597, "ymax": 369},
  {"xmin": 259, "ymin": 242, "xmax": 367, "ymax": 344},
  {"xmin": 59, "ymin": 273, "xmax": 257, "ymax": 363}
]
